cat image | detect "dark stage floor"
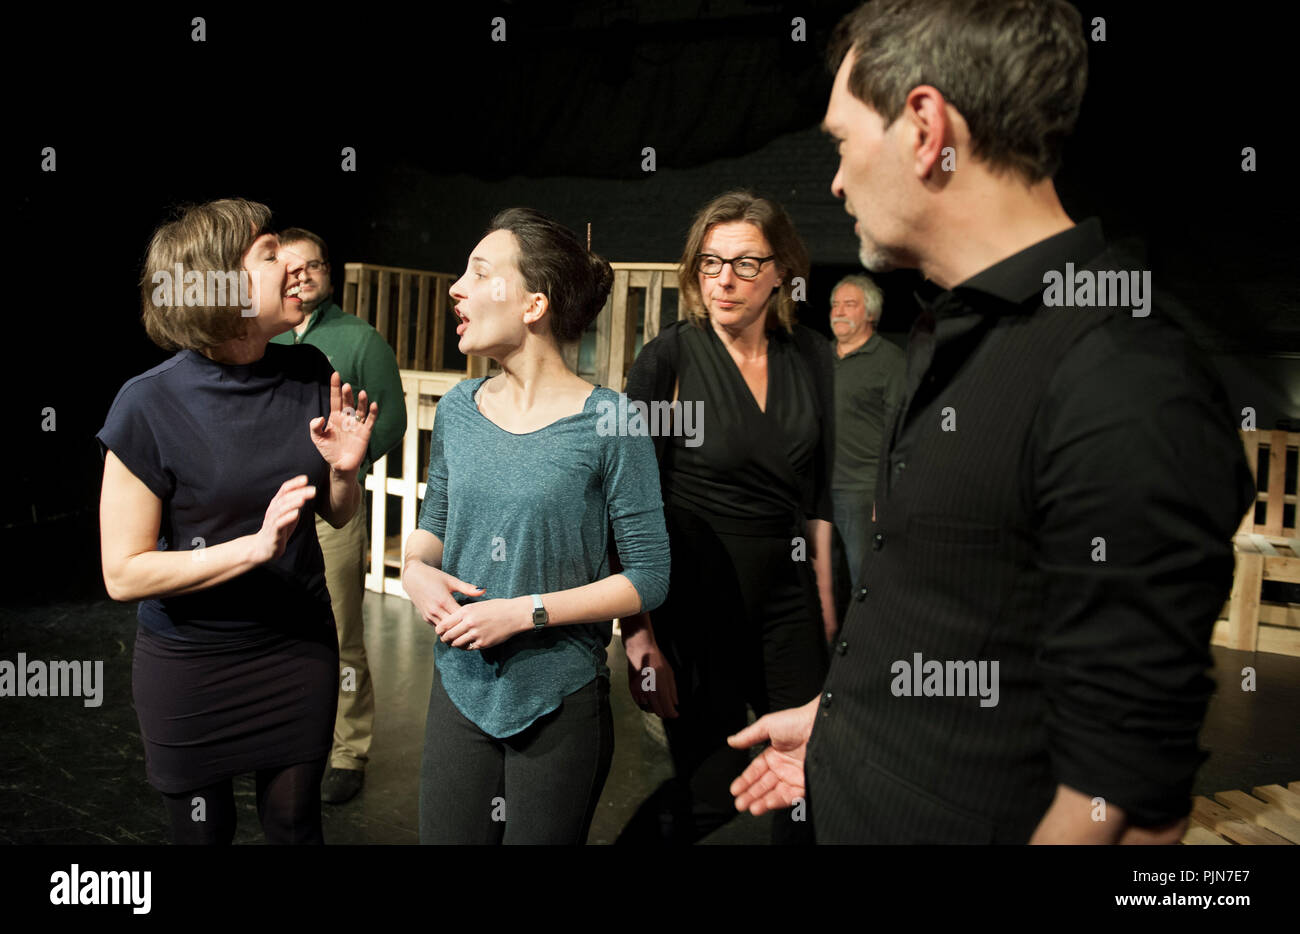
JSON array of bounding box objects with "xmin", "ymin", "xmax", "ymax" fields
[{"xmin": 2, "ymin": 586, "xmax": 1296, "ymax": 845}]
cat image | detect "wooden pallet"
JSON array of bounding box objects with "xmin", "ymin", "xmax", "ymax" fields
[
  {"xmin": 1216, "ymin": 430, "xmax": 1300, "ymax": 658},
  {"xmin": 1182, "ymin": 781, "xmax": 1300, "ymax": 844},
  {"xmin": 1216, "ymin": 534, "xmax": 1300, "ymax": 657}
]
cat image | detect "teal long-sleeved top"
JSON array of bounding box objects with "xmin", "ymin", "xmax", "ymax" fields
[
  {"xmin": 270, "ymin": 301, "xmax": 406, "ymax": 475},
  {"xmin": 417, "ymin": 378, "xmax": 670, "ymax": 738}
]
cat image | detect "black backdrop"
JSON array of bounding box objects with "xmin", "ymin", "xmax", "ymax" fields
[{"xmin": 5, "ymin": 1, "xmax": 1297, "ymax": 602}]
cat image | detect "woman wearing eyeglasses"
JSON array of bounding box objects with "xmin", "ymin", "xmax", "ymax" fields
[{"xmin": 617, "ymin": 190, "xmax": 834, "ymax": 845}]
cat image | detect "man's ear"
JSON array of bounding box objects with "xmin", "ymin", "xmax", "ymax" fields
[{"xmin": 903, "ymin": 84, "xmax": 951, "ymax": 179}]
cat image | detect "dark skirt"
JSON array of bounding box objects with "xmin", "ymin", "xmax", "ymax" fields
[{"xmin": 132, "ymin": 625, "xmax": 339, "ymax": 793}]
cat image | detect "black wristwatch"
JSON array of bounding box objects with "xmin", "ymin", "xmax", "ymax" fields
[{"xmin": 531, "ymin": 594, "xmax": 548, "ymax": 631}]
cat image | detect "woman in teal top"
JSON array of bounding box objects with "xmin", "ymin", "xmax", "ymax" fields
[{"xmin": 402, "ymin": 208, "xmax": 670, "ymax": 844}]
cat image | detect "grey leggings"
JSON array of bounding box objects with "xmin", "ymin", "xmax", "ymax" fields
[{"xmin": 419, "ymin": 666, "xmax": 613, "ymax": 844}]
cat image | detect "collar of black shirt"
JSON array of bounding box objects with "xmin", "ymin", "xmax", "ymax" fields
[{"xmin": 913, "ymin": 217, "xmax": 1107, "ymax": 319}]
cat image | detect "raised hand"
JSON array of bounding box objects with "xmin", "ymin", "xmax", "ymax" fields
[
  {"xmin": 310, "ymin": 371, "xmax": 377, "ymax": 473},
  {"xmin": 251, "ymin": 475, "xmax": 317, "ymax": 563}
]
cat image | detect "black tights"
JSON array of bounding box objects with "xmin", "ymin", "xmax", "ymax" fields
[{"xmin": 160, "ymin": 760, "xmax": 327, "ymax": 845}]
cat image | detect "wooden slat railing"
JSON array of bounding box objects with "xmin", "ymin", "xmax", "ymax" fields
[
  {"xmin": 592, "ymin": 262, "xmax": 680, "ymax": 391},
  {"xmin": 342, "ymin": 262, "xmax": 494, "ymax": 376}
]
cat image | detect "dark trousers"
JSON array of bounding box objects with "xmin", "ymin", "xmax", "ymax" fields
[
  {"xmin": 618, "ymin": 508, "xmax": 829, "ymax": 844},
  {"xmin": 832, "ymin": 488, "xmax": 874, "ymax": 594},
  {"xmin": 419, "ymin": 666, "xmax": 614, "ymax": 844}
]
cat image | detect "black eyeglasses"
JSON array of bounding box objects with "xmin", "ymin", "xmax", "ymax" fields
[{"xmin": 696, "ymin": 253, "xmax": 775, "ymax": 279}]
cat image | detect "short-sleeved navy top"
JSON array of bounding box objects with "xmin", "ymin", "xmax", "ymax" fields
[{"xmin": 96, "ymin": 344, "xmax": 335, "ymax": 643}]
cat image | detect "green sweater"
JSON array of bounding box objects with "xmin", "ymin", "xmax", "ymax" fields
[{"xmin": 271, "ymin": 301, "xmax": 406, "ymax": 474}]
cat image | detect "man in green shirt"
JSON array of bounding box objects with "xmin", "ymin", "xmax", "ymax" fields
[
  {"xmin": 829, "ymin": 274, "xmax": 904, "ymax": 595},
  {"xmin": 272, "ymin": 228, "xmax": 407, "ymax": 804}
]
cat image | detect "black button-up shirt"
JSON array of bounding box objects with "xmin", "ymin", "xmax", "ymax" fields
[{"xmin": 806, "ymin": 218, "xmax": 1255, "ymax": 843}]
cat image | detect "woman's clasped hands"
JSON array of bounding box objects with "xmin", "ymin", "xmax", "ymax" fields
[{"xmin": 404, "ymin": 563, "xmax": 531, "ymax": 651}]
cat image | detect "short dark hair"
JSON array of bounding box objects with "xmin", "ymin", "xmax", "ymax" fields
[
  {"xmin": 486, "ymin": 208, "xmax": 613, "ymax": 343},
  {"xmin": 828, "ymin": 0, "xmax": 1088, "ymax": 183},
  {"xmin": 277, "ymin": 226, "xmax": 330, "ymax": 266},
  {"xmin": 678, "ymin": 191, "xmax": 809, "ymax": 333}
]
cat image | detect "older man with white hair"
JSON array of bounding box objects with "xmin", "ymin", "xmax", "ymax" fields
[{"xmin": 829, "ymin": 274, "xmax": 904, "ymax": 601}]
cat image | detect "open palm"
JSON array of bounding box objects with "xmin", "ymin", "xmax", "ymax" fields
[
  {"xmin": 310, "ymin": 371, "xmax": 377, "ymax": 473},
  {"xmin": 728, "ymin": 700, "xmax": 818, "ymax": 815}
]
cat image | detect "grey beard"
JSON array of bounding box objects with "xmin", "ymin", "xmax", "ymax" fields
[{"xmin": 858, "ymin": 242, "xmax": 896, "ymax": 274}]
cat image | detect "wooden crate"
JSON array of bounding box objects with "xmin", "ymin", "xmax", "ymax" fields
[
  {"xmin": 363, "ymin": 369, "xmax": 463, "ymax": 597},
  {"xmin": 590, "ymin": 263, "xmax": 680, "ymax": 391},
  {"xmin": 1216, "ymin": 430, "xmax": 1300, "ymax": 657},
  {"xmin": 342, "ymin": 261, "xmax": 492, "ymax": 377},
  {"xmin": 338, "ymin": 261, "xmax": 486, "ymax": 596},
  {"xmin": 1183, "ymin": 782, "xmax": 1300, "ymax": 844}
]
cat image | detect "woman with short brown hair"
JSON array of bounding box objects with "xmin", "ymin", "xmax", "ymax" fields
[{"xmin": 98, "ymin": 198, "xmax": 375, "ymax": 844}]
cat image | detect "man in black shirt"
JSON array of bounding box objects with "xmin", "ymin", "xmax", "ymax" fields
[{"xmin": 728, "ymin": 0, "xmax": 1254, "ymax": 843}]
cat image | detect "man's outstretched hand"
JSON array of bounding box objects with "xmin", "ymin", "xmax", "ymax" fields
[{"xmin": 727, "ymin": 696, "xmax": 820, "ymax": 815}]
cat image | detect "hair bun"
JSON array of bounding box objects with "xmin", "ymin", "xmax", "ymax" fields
[
  {"xmin": 585, "ymin": 251, "xmax": 614, "ymax": 321},
  {"xmin": 487, "ymin": 207, "xmax": 614, "ymax": 343}
]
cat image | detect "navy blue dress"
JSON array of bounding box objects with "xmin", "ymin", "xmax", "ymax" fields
[{"xmin": 97, "ymin": 344, "xmax": 339, "ymax": 793}]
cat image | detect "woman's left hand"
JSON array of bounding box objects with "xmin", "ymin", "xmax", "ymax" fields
[
  {"xmin": 311, "ymin": 371, "xmax": 377, "ymax": 473},
  {"xmin": 436, "ymin": 596, "xmax": 532, "ymax": 650}
]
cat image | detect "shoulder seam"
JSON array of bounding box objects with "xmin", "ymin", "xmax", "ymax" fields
[{"xmin": 114, "ymin": 352, "xmax": 189, "ymax": 396}]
